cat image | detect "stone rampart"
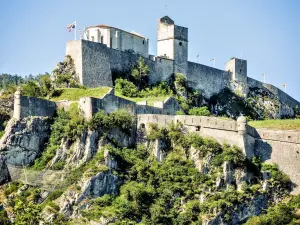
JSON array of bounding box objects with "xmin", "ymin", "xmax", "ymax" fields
[
  {"xmin": 187, "ymin": 62, "xmax": 231, "ymax": 98},
  {"xmin": 14, "ymin": 91, "xmax": 57, "ymax": 120},
  {"xmin": 137, "ymin": 114, "xmax": 300, "ymax": 194},
  {"xmin": 67, "ymin": 40, "xmax": 174, "ymax": 88},
  {"xmin": 253, "ymin": 128, "xmax": 300, "ymax": 194},
  {"xmin": 79, "ymin": 94, "xmax": 181, "ymax": 120}
]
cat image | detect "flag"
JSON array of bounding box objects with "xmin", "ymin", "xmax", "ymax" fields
[
  {"xmin": 282, "ymin": 84, "xmax": 286, "ymax": 87},
  {"xmin": 261, "ymin": 74, "xmax": 265, "ymax": 76},
  {"xmin": 67, "ymin": 21, "xmax": 76, "ymax": 32},
  {"xmin": 210, "ymin": 58, "xmax": 215, "ymax": 61}
]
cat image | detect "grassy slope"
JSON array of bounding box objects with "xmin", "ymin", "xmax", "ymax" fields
[
  {"xmin": 115, "ymin": 90, "xmax": 170, "ymax": 106},
  {"xmin": 249, "ymin": 119, "xmax": 300, "ymax": 130},
  {"xmin": 49, "ymin": 87, "xmax": 111, "ymax": 101}
]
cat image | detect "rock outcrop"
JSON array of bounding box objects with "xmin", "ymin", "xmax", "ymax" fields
[
  {"xmin": 0, "ymin": 155, "xmax": 10, "ymax": 184},
  {"xmin": 0, "ymin": 117, "xmax": 51, "ymax": 165},
  {"xmin": 57, "ymin": 170, "xmax": 121, "ymax": 217}
]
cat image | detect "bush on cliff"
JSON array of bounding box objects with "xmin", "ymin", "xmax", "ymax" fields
[
  {"xmin": 89, "ymin": 109, "xmax": 134, "ymax": 135},
  {"xmin": 115, "ymin": 78, "xmax": 139, "ymax": 97},
  {"xmin": 131, "ymin": 56, "xmax": 150, "ymax": 89},
  {"xmin": 245, "ymin": 194, "xmax": 300, "ymax": 225},
  {"xmin": 188, "ymin": 106, "xmax": 211, "ymax": 116}
]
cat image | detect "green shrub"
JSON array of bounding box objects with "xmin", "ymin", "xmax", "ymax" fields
[
  {"xmin": 174, "ymin": 73, "xmax": 187, "ymax": 92},
  {"xmin": 188, "ymin": 106, "xmax": 211, "ymax": 116},
  {"xmin": 51, "ymin": 161, "xmax": 66, "ymax": 170},
  {"xmin": 139, "ymin": 82, "xmax": 173, "ymax": 98},
  {"xmin": 115, "ymin": 78, "xmax": 139, "ymax": 97},
  {"xmin": 22, "ymin": 81, "xmax": 41, "ymax": 97},
  {"xmin": 89, "ymin": 110, "xmax": 134, "ymax": 134},
  {"xmin": 48, "ymin": 190, "xmax": 64, "ymax": 201},
  {"xmin": 4, "ymin": 181, "xmax": 23, "ymax": 196},
  {"xmin": 131, "ymin": 57, "xmax": 150, "ymax": 89},
  {"xmin": 261, "ymin": 163, "xmax": 291, "ymax": 189}
]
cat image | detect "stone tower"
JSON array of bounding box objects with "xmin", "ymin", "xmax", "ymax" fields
[
  {"xmin": 225, "ymin": 57, "xmax": 248, "ymax": 95},
  {"xmin": 157, "ymin": 16, "xmax": 188, "ymax": 75}
]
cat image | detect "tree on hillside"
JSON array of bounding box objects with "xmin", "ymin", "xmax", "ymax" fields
[
  {"xmin": 21, "ymin": 81, "xmax": 40, "ymax": 97},
  {"xmin": 38, "ymin": 74, "xmax": 53, "ymax": 96},
  {"xmin": 131, "ymin": 57, "xmax": 150, "ymax": 89}
]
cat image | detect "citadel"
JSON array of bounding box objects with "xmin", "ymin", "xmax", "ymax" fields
[
  {"xmin": 67, "ymin": 16, "xmax": 299, "ymax": 109},
  {"xmin": 0, "ymin": 16, "xmax": 300, "ymax": 196}
]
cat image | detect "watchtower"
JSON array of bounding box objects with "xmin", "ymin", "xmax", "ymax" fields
[
  {"xmin": 226, "ymin": 58, "xmax": 248, "ymax": 95},
  {"xmin": 157, "ymin": 16, "xmax": 188, "ymax": 75},
  {"xmin": 225, "ymin": 58, "xmax": 247, "ymax": 84}
]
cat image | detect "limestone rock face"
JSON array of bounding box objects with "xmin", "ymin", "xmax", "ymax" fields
[
  {"xmin": 50, "ymin": 127, "xmax": 133, "ymax": 169},
  {"xmin": 57, "ymin": 170, "xmax": 121, "ymax": 217},
  {"xmin": 203, "ymin": 195, "xmax": 268, "ymax": 225},
  {"xmin": 0, "ymin": 155, "xmax": 10, "ymax": 184},
  {"xmin": 0, "ymin": 117, "xmax": 51, "ymax": 165}
]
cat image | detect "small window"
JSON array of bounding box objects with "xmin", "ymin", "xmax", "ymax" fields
[
  {"xmin": 179, "ymin": 42, "xmax": 182, "ymax": 46},
  {"xmin": 196, "ymin": 126, "xmax": 201, "ymax": 131},
  {"xmin": 142, "ymin": 40, "xmax": 145, "ymax": 44},
  {"xmin": 140, "ymin": 123, "xmax": 145, "ymax": 129},
  {"xmin": 101, "ymin": 36, "xmax": 104, "ymax": 43},
  {"xmin": 159, "ymin": 58, "xmax": 162, "ymax": 62},
  {"xmin": 240, "ymin": 69, "xmax": 242, "ymax": 73}
]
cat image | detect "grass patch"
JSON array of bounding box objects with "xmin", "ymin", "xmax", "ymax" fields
[
  {"xmin": 249, "ymin": 119, "xmax": 300, "ymax": 130},
  {"xmin": 115, "ymin": 90, "xmax": 170, "ymax": 106},
  {"xmin": 49, "ymin": 87, "xmax": 111, "ymax": 101}
]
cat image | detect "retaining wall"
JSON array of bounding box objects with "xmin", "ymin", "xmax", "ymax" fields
[
  {"xmin": 253, "ymin": 128, "xmax": 300, "ymax": 194},
  {"xmin": 14, "ymin": 92, "xmax": 57, "ymax": 119}
]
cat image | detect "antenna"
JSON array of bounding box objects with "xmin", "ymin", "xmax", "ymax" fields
[{"xmin": 165, "ymin": 5, "xmax": 167, "ymax": 15}]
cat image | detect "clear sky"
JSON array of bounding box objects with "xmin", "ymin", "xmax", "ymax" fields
[{"xmin": 0, "ymin": 0, "xmax": 299, "ymax": 100}]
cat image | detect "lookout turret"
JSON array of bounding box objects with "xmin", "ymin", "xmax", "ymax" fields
[{"xmin": 157, "ymin": 16, "xmax": 188, "ymax": 75}]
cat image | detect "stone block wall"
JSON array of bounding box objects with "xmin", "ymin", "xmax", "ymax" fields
[
  {"xmin": 79, "ymin": 94, "xmax": 181, "ymax": 120},
  {"xmin": 187, "ymin": 62, "xmax": 230, "ymax": 98},
  {"xmin": 67, "ymin": 40, "xmax": 174, "ymax": 88},
  {"xmin": 252, "ymin": 128, "xmax": 300, "ymax": 194},
  {"xmin": 14, "ymin": 91, "xmax": 57, "ymax": 120}
]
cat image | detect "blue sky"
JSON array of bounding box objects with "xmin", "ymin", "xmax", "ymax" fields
[{"xmin": 0, "ymin": 0, "xmax": 299, "ymax": 100}]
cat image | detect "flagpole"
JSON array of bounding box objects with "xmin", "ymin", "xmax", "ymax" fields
[{"xmin": 75, "ymin": 21, "xmax": 77, "ymax": 40}]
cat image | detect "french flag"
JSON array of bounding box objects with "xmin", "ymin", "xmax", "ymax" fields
[{"xmin": 67, "ymin": 22, "xmax": 76, "ymax": 32}]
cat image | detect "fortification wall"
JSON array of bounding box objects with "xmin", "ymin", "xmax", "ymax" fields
[
  {"xmin": 14, "ymin": 93, "xmax": 57, "ymax": 120},
  {"xmin": 66, "ymin": 41, "xmax": 83, "ymax": 83},
  {"xmin": 253, "ymin": 128, "xmax": 300, "ymax": 194},
  {"xmin": 67, "ymin": 40, "xmax": 174, "ymax": 88},
  {"xmin": 79, "ymin": 94, "xmax": 136, "ymax": 119},
  {"xmin": 187, "ymin": 62, "xmax": 230, "ymax": 98}
]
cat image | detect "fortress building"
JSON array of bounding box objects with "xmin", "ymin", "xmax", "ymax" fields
[{"xmin": 66, "ymin": 16, "xmax": 299, "ymax": 110}]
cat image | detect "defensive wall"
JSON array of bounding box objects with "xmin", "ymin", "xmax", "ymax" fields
[
  {"xmin": 13, "ymin": 90, "xmax": 181, "ymax": 121},
  {"xmin": 137, "ymin": 114, "xmax": 300, "ymax": 194},
  {"xmin": 247, "ymin": 127, "xmax": 300, "ymax": 194},
  {"xmin": 66, "ymin": 40, "xmax": 174, "ymax": 88},
  {"xmin": 11, "ymin": 91, "xmax": 300, "ymax": 194},
  {"xmin": 66, "ymin": 40, "xmax": 300, "ymax": 110},
  {"xmin": 13, "ymin": 90, "xmax": 57, "ymax": 120},
  {"xmin": 78, "ymin": 93, "xmax": 181, "ymax": 119}
]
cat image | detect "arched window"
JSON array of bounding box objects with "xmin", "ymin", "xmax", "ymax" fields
[{"xmin": 179, "ymin": 42, "xmax": 182, "ymax": 46}]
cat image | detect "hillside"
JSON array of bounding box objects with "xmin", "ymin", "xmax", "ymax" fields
[
  {"xmin": 0, "ymin": 108, "xmax": 299, "ymax": 224},
  {"xmin": 0, "ymin": 61, "xmax": 300, "ymax": 224}
]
